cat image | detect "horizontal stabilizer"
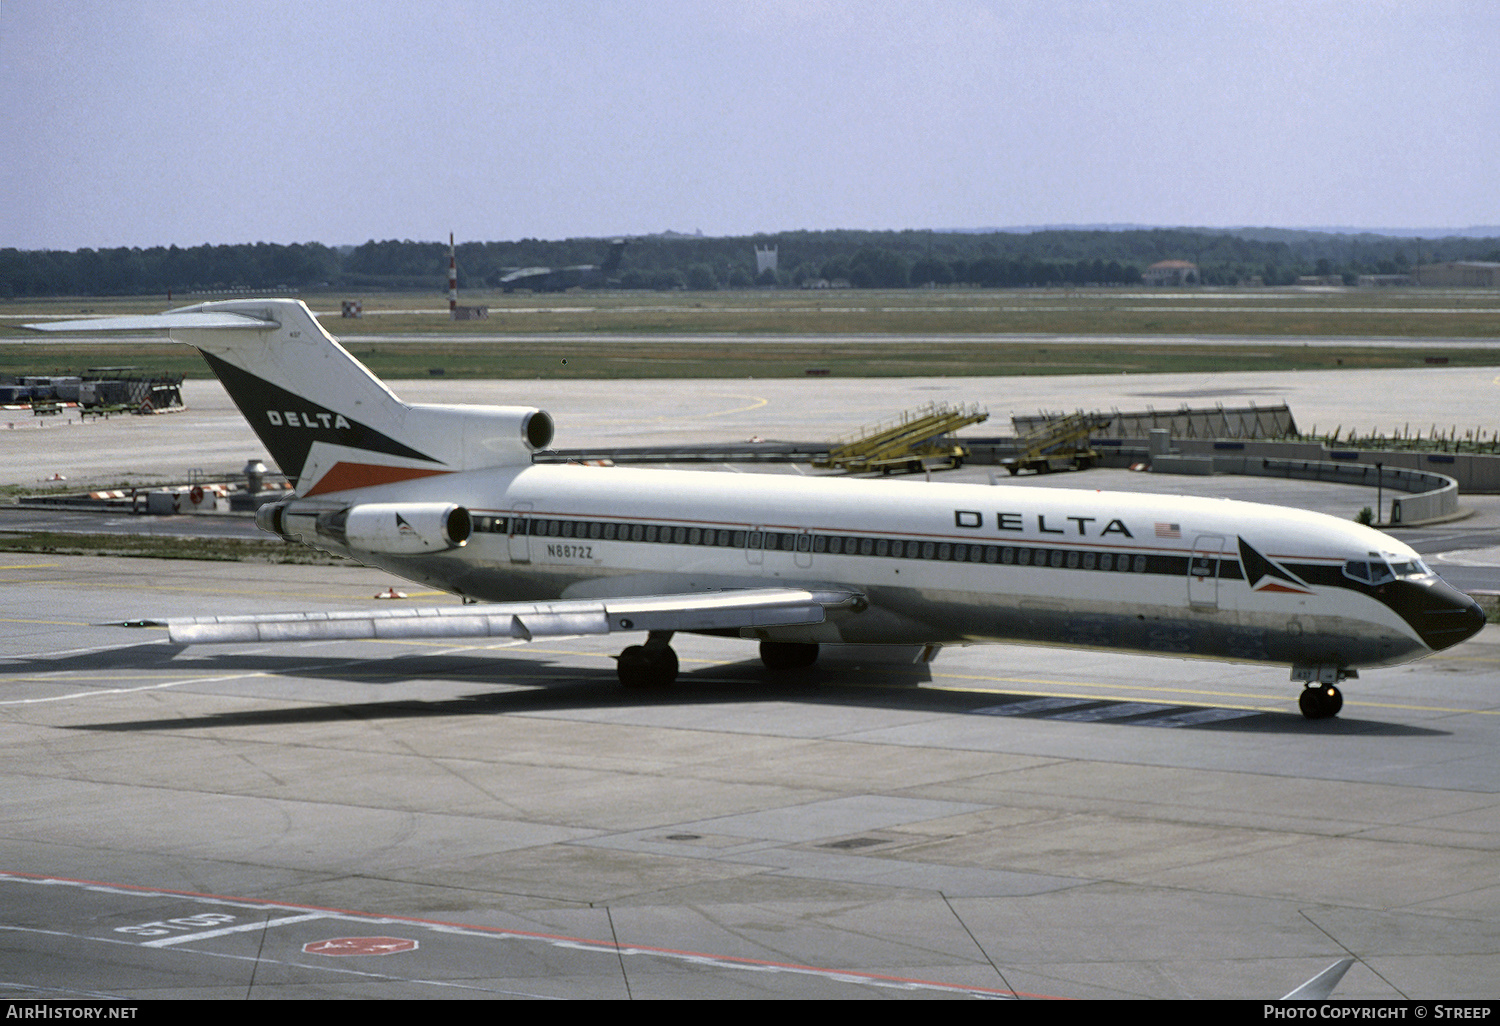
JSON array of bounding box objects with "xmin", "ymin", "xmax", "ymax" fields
[
  {"xmin": 119, "ymin": 588, "xmax": 846, "ymax": 645},
  {"xmin": 25, "ymin": 311, "xmax": 277, "ymax": 333},
  {"xmin": 25, "ymin": 299, "xmax": 549, "ymax": 490}
]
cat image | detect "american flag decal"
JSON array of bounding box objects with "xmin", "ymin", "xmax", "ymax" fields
[{"xmin": 1155, "ymin": 523, "xmax": 1181, "ymax": 538}]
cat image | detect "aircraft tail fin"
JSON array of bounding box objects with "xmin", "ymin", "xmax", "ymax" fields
[
  {"xmin": 27, "ymin": 299, "xmax": 552, "ymax": 496},
  {"xmin": 601, "ymin": 239, "xmax": 628, "ymax": 274}
]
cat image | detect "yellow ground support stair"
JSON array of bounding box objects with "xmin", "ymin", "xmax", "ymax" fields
[
  {"xmin": 814, "ymin": 402, "xmax": 989, "ymax": 474},
  {"xmin": 1002, "ymin": 410, "xmax": 1113, "ymax": 475}
]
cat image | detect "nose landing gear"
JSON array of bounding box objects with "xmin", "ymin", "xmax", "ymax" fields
[
  {"xmin": 1292, "ymin": 665, "xmax": 1355, "ymax": 719},
  {"xmin": 1298, "ymin": 684, "xmax": 1343, "ymax": 719}
]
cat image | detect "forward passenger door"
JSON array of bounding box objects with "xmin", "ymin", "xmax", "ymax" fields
[{"xmin": 1188, "ymin": 534, "xmax": 1227, "ymax": 610}]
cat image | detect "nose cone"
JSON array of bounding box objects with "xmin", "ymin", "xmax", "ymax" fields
[
  {"xmin": 1435, "ymin": 596, "xmax": 1489, "ymax": 650},
  {"xmin": 1384, "ymin": 578, "xmax": 1488, "ymax": 651}
]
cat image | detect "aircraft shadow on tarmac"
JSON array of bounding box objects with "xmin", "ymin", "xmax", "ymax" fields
[{"xmin": 16, "ymin": 638, "xmax": 1445, "ymax": 739}]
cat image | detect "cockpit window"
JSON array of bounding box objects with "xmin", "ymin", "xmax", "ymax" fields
[{"xmin": 1344, "ymin": 558, "xmax": 1432, "ymax": 584}]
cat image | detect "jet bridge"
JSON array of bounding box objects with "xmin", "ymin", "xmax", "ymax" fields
[{"xmin": 813, "ymin": 402, "xmax": 989, "ymax": 475}]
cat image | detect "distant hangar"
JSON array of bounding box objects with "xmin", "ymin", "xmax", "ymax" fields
[{"xmin": 1414, "ymin": 261, "xmax": 1500, "ymax": 287}]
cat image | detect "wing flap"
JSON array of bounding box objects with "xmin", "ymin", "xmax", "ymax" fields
[{"xmin": 142, "ymin": 588, "xmax": 840, "ymax": 645}]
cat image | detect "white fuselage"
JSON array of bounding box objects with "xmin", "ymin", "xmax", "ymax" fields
[{"xmin": 283, "ymin": 464, "xmax": 1446, "ymax": 670}]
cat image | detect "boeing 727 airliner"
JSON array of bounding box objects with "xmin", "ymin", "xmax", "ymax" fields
[{"xmin": 28, "ymin": 300, "xmax": 1486, "ymax": 719}]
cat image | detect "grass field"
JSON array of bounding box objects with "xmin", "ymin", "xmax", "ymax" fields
[{"xmin": 3, "ymin": 287, "xmax": 1497, "ymax": 379}]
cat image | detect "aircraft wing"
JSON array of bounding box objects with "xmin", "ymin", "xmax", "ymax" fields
[{"xmin": 121, "ymin": 587, "xmax": 852, "ymax": 645}]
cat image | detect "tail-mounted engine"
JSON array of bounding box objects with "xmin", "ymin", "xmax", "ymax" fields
[
  {"xmin": 342, "ymin": 502, "xmax": 471, "ymax": 553},
  {"xmin": 256, "ymin": 500, "xmax": 471, "ymax": 555}
]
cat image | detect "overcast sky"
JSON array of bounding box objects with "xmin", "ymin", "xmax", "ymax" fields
[{"xmin": 3, "ymin": 0, "xmax": 1497, "ymax": 250}]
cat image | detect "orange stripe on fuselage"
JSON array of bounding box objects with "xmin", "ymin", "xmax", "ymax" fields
[
  {"xmin": 305, "ymin": 462, "xmax": 452, "ymax": 496},
  {"xmin": 1255, "ymin": 580, "xmax": 1313, "ymax": 594}
]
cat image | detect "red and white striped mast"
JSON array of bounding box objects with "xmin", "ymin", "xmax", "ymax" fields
[{"xmin": 448, "ymin": 232, "xmax": 458, "ymax": 319}]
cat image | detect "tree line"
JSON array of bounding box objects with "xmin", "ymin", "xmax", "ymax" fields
[{"xmin": 4, "ymin": 228, "xmax": 1497, "ymax": 297}]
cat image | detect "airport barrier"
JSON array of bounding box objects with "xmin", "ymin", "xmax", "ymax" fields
[
  {"xmin": 1174, "ymin": 439, "xmax": 1500, "ymax": 494},
  {"xmin": 1003, "ymin": 408, "xmax": 1500, "ymax": 493},
  {"xmin": 1206, "ymin": 456, "xmax": 1458, "ymax": 524},
  {"xmin": 968, "ymin": 434, "xmax": 1499, "ymax": 497},
  {"xmin": 1149, "ymin": 455, "xmax": 1214, "ymax": 475}
]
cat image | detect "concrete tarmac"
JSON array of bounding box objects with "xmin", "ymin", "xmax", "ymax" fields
[
  {"xmin": 2, "ymin": 555, "xmax": 1497, "ymax": 1000},
  {"xmin": 5, "ymin": 363, "xmax": 1500, "ymax": 490},
  {"xmin": 3, "ymin": 357, "xmax": 1499, "ymax": 999}
]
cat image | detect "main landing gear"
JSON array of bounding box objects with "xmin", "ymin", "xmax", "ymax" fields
[
  {"xmin": 616, "ymin": 631, "xmax": 678, "ymax": 688},
  {"xmin": 759, "ymin": 641, "xmax": 819, "ymax": 671},
  {"xmin": 1292, "ymin": 665, "xmax": 1355, "ymax": 720},
  {"xmin": 615, "ymin": 637, "xmax": 823, "ymax": 687}
]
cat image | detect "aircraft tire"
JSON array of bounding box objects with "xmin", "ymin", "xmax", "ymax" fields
[
  {"xmin": 760, "ymin": 641, "xmax": 819, "ymax": 671},
  {"xmin": 1298, "ymin": 684, "xmax": 1343, "ymax": 719},
  {"xmin": 618, "ymin": 645, "xmax": 678, "ymax": 688}
]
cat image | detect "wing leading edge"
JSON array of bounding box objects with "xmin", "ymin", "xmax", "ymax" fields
[{"xmin": 122, "ymin": 588, "xmax": 856, "ymax": 645}]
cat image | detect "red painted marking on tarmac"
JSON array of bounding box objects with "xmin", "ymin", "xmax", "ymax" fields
[
  {"xmin": 0, "ymin": 870, "xmax": 1056, "ymax": 998},
  {"xmin": 305, "ymin": 936, "xmax": 418, "ymax": 956}
]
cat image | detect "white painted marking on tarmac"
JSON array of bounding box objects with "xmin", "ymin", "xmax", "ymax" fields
[
  {"xmin": 971, "ymin": 697, "xmax": 1097, "ymax": 716},
  {"xmin": 1432, "ymin": 547, "xmax": 1500, "ymax": 568},
  {"xmin": 0, "ymin": 920, "xmax": 558, "ymax": 999},
  {"xmin": 0, "ymin": 637, "xmax": 173, "ymax": 663},
  {"xmin": 141, "ymin": 912, "xmax": 327, "ymax": 947},
  {"xmin": 1135, "ymin": 707, "xmax": 1261, "ymax": 727},
  {"xmin": 0, "ymin": 670, "xmax": 271, "ymax": 705},
  {"xmin": 0, "ymin": 656, "xmax": 369, "ymax": 706},
  {"xmin": 1, "ymin": 872, "xmax": 1030, "ymax": 999},
  {"xmin": 970, "ymin": 696, "xmax": 1264, "ymax": 727},
  {"xmin": 1049, "ymin": 701, "xmax": 1172, "ymax": 722}
]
